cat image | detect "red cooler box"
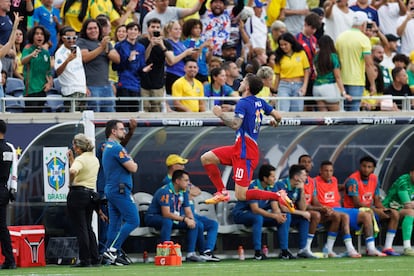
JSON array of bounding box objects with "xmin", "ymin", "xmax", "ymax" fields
[{"xmin": 7, "ymin": 225, "xmax": 46, "ymax": 267}]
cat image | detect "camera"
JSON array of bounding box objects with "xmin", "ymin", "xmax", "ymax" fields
[
  {"xmin": 366, "ymin": 22, "xmax": 373, "ymax": 29},
  {"xmin": 70, "ymin": 45, "xmax": 77, "ymax": 53},
  {"xmin": 153, "ymin": 31, "xmax": 160, "ymax": 37}
]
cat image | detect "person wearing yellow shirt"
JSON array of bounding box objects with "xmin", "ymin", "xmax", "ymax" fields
[
  {"xmin": 60, "ymin": 0, "xmax": 91, "ymax": 33},
  {"xmin": 266, "ymin": 0, "xmax": 286, "ymax": 27},
  {"xmin": 172, "ymin": 58, "xmax": 206, "ymax": 112},
  {"xmin": 274, "ymin": 32, "xmax": 310, "ymax": 112}
]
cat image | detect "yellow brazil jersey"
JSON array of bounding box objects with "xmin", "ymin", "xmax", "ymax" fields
[
  {"xmin": 60, "ymin": 0, "xmax": 92, "ymax": 32},
  {"xmin": 172, "ymin": 77, "xmax": 204, "ymax": 112},
  {"xmin": 274, "ymin": 50, "xmax": 310, "ymax": 79}
]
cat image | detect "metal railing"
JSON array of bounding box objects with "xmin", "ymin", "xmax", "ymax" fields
[{"xmin": 1, "ymin": 95, "xmax": 413, "ymax": 113}]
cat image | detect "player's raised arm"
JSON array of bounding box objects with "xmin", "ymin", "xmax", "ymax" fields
[{"xmin": 213, "ymin": 105, "xmax": 242, "ymax": 130}]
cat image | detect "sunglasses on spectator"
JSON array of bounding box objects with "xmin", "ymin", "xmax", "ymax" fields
[{"xmin": 63, "ymin": 36, "xmax": 78, "ymax": 40}]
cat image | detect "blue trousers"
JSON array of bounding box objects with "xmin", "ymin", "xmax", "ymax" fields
[
  {"xmin": 290, "ymin": 214, "xmax": 309, "ymax": 249},
  {"xmin": 145, "ymin": 214, "xmax": 201, "ymax": 252},
  {"xmin": 195, "ymin": 214, "xmax": 218, "ymax": 253},
  {"xmin": 344, "ymin": 85, "xmax": 363, "ymax": 111},
  {"xmin": 106, "ymin": 192, "xmax": 139, "ymax": 251},
  {"xmin": 87, "ymin": 85, "xmax": 115, "ymax": 112},
  {"xmin": 233, "ymin": 211, "xmax": 291, "ymax": 251}
]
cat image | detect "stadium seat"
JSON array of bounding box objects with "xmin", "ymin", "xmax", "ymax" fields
[
  {"xmin": 130, "ymin": 192, "xmax": 157, "ymax": 237},
  {"xmin": 47, "ymin": 78, "xmax": 62, "ymax": 95},
  {"xmin": 216, "ymin": 190, "xmax": 246, "ymax": 234},
  {"xmin": 5, "ymin": 77, "xmax": 25, "ymax": 97},
  {"xmin": 43, "ymin": 94, "xmax": 65, "ymax": 112},
  {"xmin": 193, "ymin": 191, "xmax": 218, "ymax": 221},
  {"xmin": 4, "ymin": 95, "xmax": 25, "ymax": 113}
]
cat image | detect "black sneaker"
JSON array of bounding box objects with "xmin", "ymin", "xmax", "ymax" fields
[
  {"xmin": 119, "ymin": 250, "xmax": 133, "ymax": 264},
  {"xmin": 254, "ymin": 253, "xmax": 267, "ymax": 260},
  {"xmin": 0, "ymin": 263, "xmax": 16, "ymax": 269},
  {"xmin": 114, "ymin": 254, "xmax": 131, "ymax": 266},
  {"xmin": 278, "ymin": 250, "xmax": 297, "ymax": 260},
  {"xmin": 200, "ymin": 252, "xmax": 221, "ymax": 262},
  {"xmin": 103, "ymin": 250, "xmax": 117, "ymax": 264}
]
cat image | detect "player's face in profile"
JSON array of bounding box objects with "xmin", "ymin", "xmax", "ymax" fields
[
  {"xmin": 264, "ymin": 170, "xmax": 276, "ymax": 186},
  {"xmin": 359, "ymin": 161, "xmax": 375, "ymax": 178},
  {"xmin": 239, "ymin": 78, "xmax": 249, "ymax": 95},
  {"xmin": 319, "ymin": 165, "xmax": 334, "ymax": 182},
  {"xmin": 178, "ymin": 174, "xmax": 190, "ymax": 190}
]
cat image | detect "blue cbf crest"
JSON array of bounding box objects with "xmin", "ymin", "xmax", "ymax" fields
[{"xmin": 46, "ymin": 157, "xmax": 66, "ymax": 191}]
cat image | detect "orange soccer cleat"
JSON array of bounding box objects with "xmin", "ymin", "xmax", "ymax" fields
[
  {"xmin": 204, "ymin": 191, "xmax": 230, "ymax": 204},
  {"xmin": 276, "ymin": 190, "xmax": 295, "ymax": 212}
]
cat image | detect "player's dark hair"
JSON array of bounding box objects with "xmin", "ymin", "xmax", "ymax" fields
[
  {"xmin": 320, "ymin": 160, "xmax": 333, "ymax": 168},
  {"xmin": 0, "ymin": 119, "xmax": 6, "ymax": 134},
  {"xmin": 298, "ymin": 154, "xmax": 311, "ymax": 163},
  {"xmin": 360, "ymin": 155, "xmax": 376, "ymax": 167},
  {"xmin": 245, "ymin": 73, "xmax": 264, "ymax": 95},
  {"xmin": 258, "ymin": 164, "xmax": 276, "ymax": 181},
  {"xmin": 289, "ymin": 164, "xmax": 306, "ymax": 179},
  {"xmin": 105, "ymin": 120, "xmax": 122, "ymax": 138},
  {"xmin": 172, "ymin": 169, "xmax": 189, "ymax": 183}
]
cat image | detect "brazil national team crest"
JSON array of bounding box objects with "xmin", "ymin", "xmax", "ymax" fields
[{"xmin": 43, "ymin": 147, "xmax": 69, "ymax": 202}]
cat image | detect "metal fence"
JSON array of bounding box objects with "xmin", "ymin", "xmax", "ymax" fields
[{"xmin": 1, "ymin": 95, "xmax": 413, "ymax": 113}]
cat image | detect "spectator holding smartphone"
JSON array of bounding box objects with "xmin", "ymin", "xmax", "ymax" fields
[
  {"xmin": 396, "ymin": 0, "xmax": 414, "ymax": 56},
  {"xmin": 54, "ymin": 26, "xmax": 87, "ymax": 111}
]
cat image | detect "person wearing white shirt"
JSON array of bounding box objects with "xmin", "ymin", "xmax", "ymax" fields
[
  {"xmin": 396, "ymin": 0, "xmax": 414, "ymax": 56},
  {"xmin": 54, "ymin": 26, "xmax": 87, "ymax": 111},
  {"xmin": 376, "ymin": 0, "xmax": 407, "ymax": 36},
  {"xmin": 244, "ymin": 0, "xmax": 267, "ymax": 49},
  {"xmin": 324, "ymin": 0, "xmax": 355, "ymax": 41}
]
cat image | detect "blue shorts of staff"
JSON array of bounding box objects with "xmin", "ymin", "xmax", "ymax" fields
[
  {"xmin": 145, "ymin": 214, "xmax": 202, "ymax": 253},
  {"xmin": 290, "ymin": 214, "xmax": 309, "ymax": 250},
  {"xmin": 233, "ymin": 211, "xmax": 292, "ymax": 251},
  {"xmin": 195, "ymin": 214, "xmax": 218, "ymax": 253},
  {"xmin": 105, "ymin": 190, "xmax": 139, "ymax": 251},
  {"xmin": 333, "ymin": 207, "xmax": 362, "ymax": 231}
]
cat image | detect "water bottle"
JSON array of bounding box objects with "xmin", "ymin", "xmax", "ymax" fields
[
  {"xmin": 322, "ymin": 246, "xmax": 328, "ymax": 258},
  {"xmin": 238, "ymin": 246, "xmax": 245, "ymax": 260},
  {"xmin": 262, "ymin": 245, "xmax": 268, "ymax": 257},
  {"xmin": 143, "ymin": 251, "xmax": 148, "ymax": 263}
]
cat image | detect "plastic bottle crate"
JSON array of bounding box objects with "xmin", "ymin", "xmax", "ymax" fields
[{"xmin": 46, "ymin": 237, "xmax": 78, "ymax": 265}]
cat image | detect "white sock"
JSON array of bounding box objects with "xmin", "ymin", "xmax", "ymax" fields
[
  {"xmin": 384, "ymin": 231, "xmax": 396, "ymax": 249},
  {"xmin": 306, "ymin": 234, "xmax": 314, "ymax": 251},
  {"xmin": 326, "ymin": 235, "xmax": 336, "ymax": 253},
  {"xmin": 366, "ymin": 236, "xmax": 376, "ymax": 252},
  {"xmin": 403, "ymin": 240, "xmax": 412, "ymax": 249},
  {"xmin": 344, "ymin": 238, "xmax": 356, "ymax": 253}
]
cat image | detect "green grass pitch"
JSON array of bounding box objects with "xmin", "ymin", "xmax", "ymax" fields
[{"xmin": 5, "ymin": 256, "xmax": 414, "ymax": 276}]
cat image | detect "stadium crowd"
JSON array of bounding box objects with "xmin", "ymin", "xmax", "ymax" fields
[{"xmin": 1, "ymin": 0, "xmax": 414, "ymax": 112}]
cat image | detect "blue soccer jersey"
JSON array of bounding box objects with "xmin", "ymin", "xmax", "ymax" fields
[
  {"xmin": 234, "ymin": 95, "xmax": 274, "ymax": 158},
  {"xmin": 146, "ymin": 183, "xmax": 190, "ymax": 216},
  {"xmin": 102, "ymin": 139, "xmax": 133, "ymax": 192}
]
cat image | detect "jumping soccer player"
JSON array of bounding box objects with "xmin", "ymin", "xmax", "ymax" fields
[{"xmin": 200, "ymin": 73, "xmax": 293, "ymax": 211}]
